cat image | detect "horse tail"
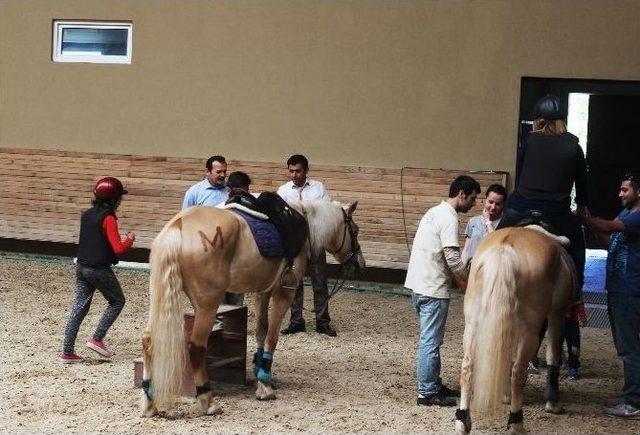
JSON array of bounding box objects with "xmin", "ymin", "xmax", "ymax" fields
[
  {"xmin": 470, "ymin": 242, "xmax": 518, "ymax": 415},
  {"xmin": 146, "ymin": 218, "xmax": 186, "ymax": 409}
]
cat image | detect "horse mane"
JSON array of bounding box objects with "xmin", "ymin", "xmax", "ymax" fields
[{"xmin": 292, "ymin": 200, "xmax": 344, "ymax": 254}]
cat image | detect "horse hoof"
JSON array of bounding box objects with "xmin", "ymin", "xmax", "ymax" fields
[
  {"xmin": 545, "ymin": 402, "xmax": 565, "ymax": 414},
  {"xmin": 256, "ymin": 393, "xmax": 276, "ymax": 401},
  {"xmin": 255, "ymin": 381, "xmax": 277, "ymax": 401},
  {"xmin": 206, "ymin": 404, "xmax": 223, "ymax": 415},
  {"xmin": 454, "ymin": 420, "xmax": 469, "ymax": 434},
  {"xmin": 141, "ymin": 408, "xmax": 157, "ymax": 418},
  {"xmin": 509, "ymin": 422, "xmax": 525, "ymax": 433},
  {"xmin": 140, "ymin": 395, "xmax": 157, "ymax": 418}
]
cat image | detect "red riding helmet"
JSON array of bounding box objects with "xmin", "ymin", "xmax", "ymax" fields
[{"xmin": 94, "ymin": 177, "xmax": 128, "ymax": 200}]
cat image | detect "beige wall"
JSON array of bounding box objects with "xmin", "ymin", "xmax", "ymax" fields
[{"xmin": 2, "ymin": 0, "xmax": 639, "ymax": 175}]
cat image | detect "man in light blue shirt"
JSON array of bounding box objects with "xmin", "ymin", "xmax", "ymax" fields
[
  {"xmin": 182, "ymin": 155, "xmax": 229, "ymax": 209},
  {"xmin": 182, "ymin": 155, "xmax": 243, "ymax": 305}
]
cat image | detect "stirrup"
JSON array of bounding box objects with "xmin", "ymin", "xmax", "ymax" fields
[{"xmin": 280, "ymin": 265, "xmax": 298, "ymax": 290}]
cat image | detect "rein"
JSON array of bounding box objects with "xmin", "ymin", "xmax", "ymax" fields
[
  {"xmin": 335, "ymin": 208, "xmax": 360, "ymax": 268},
  {"xmin": 325, "ymin": 208, "xmax": 362, "ymax": 300},
  {"xmin": 300, "ymin": 204, "xmax": 362, "ymax": 310}
]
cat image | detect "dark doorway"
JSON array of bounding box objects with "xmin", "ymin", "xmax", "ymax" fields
[
  {"xmin": 586, "ymin": 95, "xmax": 640, "ymax": 219},
  {"xmin": 519, "ymin": 77, "xmax": 640, "ymax": 247}
]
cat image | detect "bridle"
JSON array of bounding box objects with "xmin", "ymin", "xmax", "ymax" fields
[
  {"xmin": 299, "ymin": 205, "xmax": 363, "ymax": 307},
  {"xmin": 335, "ymin": 208, "xmax": 361, "ymax": 268},
  {"xmin": 326, "ymin": 208, "xmax": 362, "ymax": 298}
]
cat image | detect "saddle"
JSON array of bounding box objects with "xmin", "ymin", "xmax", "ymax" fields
[
  {"xmin": 225, "ymin": 191, "xmax": 308, "ymax": 260},
  {"xmin": 511, "ymin": 210, "xmax": 559, "ymax": 235},
  {"xmin": 506, "ymin": 209, "xmax": 582, "ymax": 305},
  {"xmin": 226, "ymin": 191, "xmax": 265, "ymax": 217}
]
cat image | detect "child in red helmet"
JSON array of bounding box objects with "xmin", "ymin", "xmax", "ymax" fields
[{"xmin": 59, "ymin": 177, "xmax": 135, "ymax": 364}]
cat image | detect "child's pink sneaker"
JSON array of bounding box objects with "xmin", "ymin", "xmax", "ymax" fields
[
  {"xmin": 85, "ymin": 338, "xmax": 113, "ymax": 358},
  {"xmin": 58, "ymin": 352, "xmax": 84, "ymax": 364}
]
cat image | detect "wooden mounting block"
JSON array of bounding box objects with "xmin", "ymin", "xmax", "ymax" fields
[{"xmin": 133, "ymin": 304, "xmax": 248, "ymax": 395}]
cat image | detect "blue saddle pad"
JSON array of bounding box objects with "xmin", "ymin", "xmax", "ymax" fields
[{"xmin": 232, "ymin": 209, "xmax": 284, "ymax": 258}]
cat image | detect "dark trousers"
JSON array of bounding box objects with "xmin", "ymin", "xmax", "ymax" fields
[
  {"xmin": 289, "ymin": 250, "xmax": 331, "ymax": 327},
  {"xmin": 564, "ymin": 316, "xmax": 581, "ymax": 369},
  {"xmin": 223, "ymin": 292, "xmax": 244, "ymax": 305},
  {"xmin": 533, "ymin": 317, "xmax": 581, "ymax": 369},
  {"xmin": 62, "ymin": 264, "xmax": 125, "ymax": 353},
  {"xmin": 608, "ymin": 292, "xmax": 640, "ymax": 405}
]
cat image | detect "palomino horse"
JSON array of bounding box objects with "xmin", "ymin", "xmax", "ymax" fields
[
  {"xmin": 455, "ymin": 227, "xmax": 575, "ymax": 433},
  {"xmin": 140, "ymin": 200, "xmax": 364, "ymax": 417}
]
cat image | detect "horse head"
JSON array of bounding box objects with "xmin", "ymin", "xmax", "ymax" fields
[
  {"xmin": 299, "ymin": 200, "xmax": 366, "ymax": 277},
  {"xmin": 325, "ymin": 201, "xmax": 366, "ymax": 278}
]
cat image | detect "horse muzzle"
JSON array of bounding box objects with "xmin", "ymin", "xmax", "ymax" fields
[{"xmin": 343, "ymin": 252, "xmax": 365, "ymax": 279}]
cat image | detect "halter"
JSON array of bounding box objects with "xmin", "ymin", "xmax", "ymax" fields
[{"xmin": 323, "ymin": 208, "xmax": 362, "ymax": 298}]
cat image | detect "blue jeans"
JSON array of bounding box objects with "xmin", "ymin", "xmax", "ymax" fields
[
  {"xmin": 608, "ymin": 292, "xmax": 640, "ymax": 405},
  {"xmin": 412, "ymin": 293, "xmax": 450, "ymax": 396}
]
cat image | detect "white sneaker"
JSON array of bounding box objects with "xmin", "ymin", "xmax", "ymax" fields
[{"xmin": 605, "ymin": 402, "xmax": 640, "ymax": 419}]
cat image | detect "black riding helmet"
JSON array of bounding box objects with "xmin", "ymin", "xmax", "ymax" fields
[{"xmin": 532, "ymin": 94, "xmax": 566, "ymax": 120}]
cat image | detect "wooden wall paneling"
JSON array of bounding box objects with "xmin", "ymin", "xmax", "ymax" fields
[{"xmin": 1, "ymin": 148, "xmax": 507, "ymax": 270}]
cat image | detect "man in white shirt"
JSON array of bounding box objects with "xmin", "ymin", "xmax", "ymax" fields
[
  {"xmin": 277, "ymin": 154, "xmax": 336, "ymax": 337},
  {"xmin": 404, "ymin": 175, "xmax": 480, "ymax": 406}
]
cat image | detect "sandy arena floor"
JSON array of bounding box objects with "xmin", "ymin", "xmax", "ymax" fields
[{"xmin": 1, "ymin": 255, "xmax": 639, "ymax": 433}]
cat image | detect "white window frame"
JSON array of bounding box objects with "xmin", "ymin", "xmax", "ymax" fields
[{"xmin": 52, "ymin": 21, "xmax": 132, "ymax": 64}]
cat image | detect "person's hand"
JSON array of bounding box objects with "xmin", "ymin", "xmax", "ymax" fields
[
  {"xmin": 481, "ymin": 209, "xmax": 491, "ymax": 224},
  {"xmin": 126, "ymin": 232, "xmax": 136, "ymax": 242},
  {"xmin": 456, "ymin": 276, "xmax": 468, "ymax": 295},
  {"xmin": 482, "ymin": 209, "xmax": 497, "ymax": 233}
]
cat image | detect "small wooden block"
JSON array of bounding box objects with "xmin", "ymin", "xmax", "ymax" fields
[{"xmin": 133, "ymin": 306, "xmax": 248, "ymax": 395}]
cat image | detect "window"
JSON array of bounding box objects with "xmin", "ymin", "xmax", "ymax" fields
[{"xmin": 52, "ymin": 21, "xmax": 132, "ymax": 64}]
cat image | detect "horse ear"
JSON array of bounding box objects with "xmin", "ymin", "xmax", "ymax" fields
[{"xmin": 346, "ymin": 201, "xmax": 358, "ymax": 216}]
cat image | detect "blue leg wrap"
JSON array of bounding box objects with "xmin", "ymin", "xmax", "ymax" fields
[
  {"xmin": 253, "ymin": 348, "xmax": 264, "ymax": 377},
  {"xmin": 256, "ymin": 352, "xmax": 273, "ymax": 383}
]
